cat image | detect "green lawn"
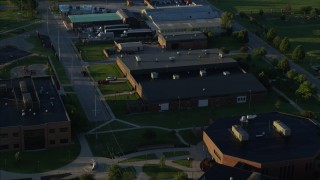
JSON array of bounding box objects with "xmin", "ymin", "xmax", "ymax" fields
[
  {"xmin": 95, "ymin": 120, "xmax": 134, "ymax": 132},
  {"xmin": 118, "ymin": 154, "xmax": 157, "ymax": 163},
  {"xmin": 88, "ymin": 63, "xmax": 124, "ymax": 80},
  {"xmin": 172, "ymin": 159, "xmax": 193, "ymax": 168},
  {"xmin": 63, "ymin": 85, "xmax": 74, "ymax": 92},
  {"xmin": 163, "ymin": 151, "xmax": 190, "ymax": 158},
  {"xmin": 0, "ymin": 55, "xmax": 48, "ymax": 78},
  {"xmin": 143, "ymin": 164, "xmax": 182, "ymax": 179},
  {"xmin": 99, "ymin": 81, "xmax": 133, "ymax": 95},
  {"xmin": 86, "ymin": 128, "xmax": 185, "ymax": 158},
  {"xmin": 178, "ymin": 129, "xmax": 202, "ymax": 145},
  {"xmin": 75, "ymin": 42, "xmax": 114, "ymax": 61},
  {"xmin": 208, "ymin": 36, "xmax": 243, "ymax": 50},
  {"xmin": 208, "ymin": 0, "xmax": 320, "ymax": 74},
  {"xmin": 0, "ymin": 138, "xmax": 80, "ymax": 173},
  {"xmin": 105, "ymin": 93, "xmax": 140, "ymax": 117}
]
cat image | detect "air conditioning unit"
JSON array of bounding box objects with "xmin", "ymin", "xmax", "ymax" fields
[
  {"xmin": 135, "ymin": 56, "xmax": 141, "ymax": 62},
  {"xmin": 173, "ymin": 74, "xmax": 180, "ymax": 80},
  {"xmin": 200, "ymin": 70, "xmax": 207, "ymax": 77},
  {"xmin": 169, "ymin": 56, "xmax": 175, "ymax": 61},
  {"xmin": 151, "ymin": 72, "xmax": 158, "ymax": 79},
  {"xmin": 223, "ymin": 71, "xmax": 230, "ymax": 76}
]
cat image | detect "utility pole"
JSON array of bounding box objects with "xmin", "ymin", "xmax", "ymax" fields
[{"xmin": 58, "ymin": 29, "xmax": 61, "ymax": 61}]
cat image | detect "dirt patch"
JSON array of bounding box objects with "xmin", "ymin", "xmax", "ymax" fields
[{"xmin": 11, "ymin": 64, "xmax": 48, "ymax": 77}]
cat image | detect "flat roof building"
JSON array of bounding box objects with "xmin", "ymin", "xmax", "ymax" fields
[
  {"xmin": 68, "ymin": 13, "xmax": 122, "ymax": 29},
  {"xmin": 0, "ymin": 76, "xmax": 71, "ymax": 151},
  {"xmin": 142, "ymin": 5, "xmax": 224, "ymax": 34},
  {"xmin": 158, "ymin": 31, "xmax": 207, "ymax": 50},
  {"xmin": 203, "ymin": 112, "xmax": 320, "ymax": 180},
  {"xmin": 116, "ymin": 48, "xmax": 267, "ymax": 112}
]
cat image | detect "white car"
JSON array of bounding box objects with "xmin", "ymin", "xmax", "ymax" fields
[{"xmin": 106, "ymin": 76, "xmax": 117, "ymax": 81}]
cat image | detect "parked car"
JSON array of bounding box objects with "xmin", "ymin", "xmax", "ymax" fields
[
  {"xmin": 98, "ymin": 79, "xmax": 109, "ymax": 85},
  {"xmin": 106, "ymin": 76, "xmax": 117, "ymax": 81}
]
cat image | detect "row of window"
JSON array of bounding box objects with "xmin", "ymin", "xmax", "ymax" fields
[
  {"xmin": 0, "ymin": 132, "xmax": 19, "ymax": 139},
  {"xmin": 0, "ymin": 144, "xmax": 19, "ymax": 150},
  {"xmin": 49, "ymin": 127, "xmax": 69, "ymax": 133}
]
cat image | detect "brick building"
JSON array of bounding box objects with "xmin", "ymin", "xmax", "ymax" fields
[
  {"xmin": 203, "ymin": 112, "xmax": 320, "ymax": 180},
  {"xmin": 116, "ymin": 49, "xmax": 267, "ymax": 112},
  {"xmin": 158, "ymin": 31, "xmax": 207, "ymax": 50},
  {"xmin": 0, "ymin": 76, "xmax": 71, "ymax": 151}
]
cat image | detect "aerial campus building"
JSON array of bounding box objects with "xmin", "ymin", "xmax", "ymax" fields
[
  {"xmin": 116, "ymin": 49, "xmax": 267, "ymax": 112},
  {"xmin": 0, "ymin": 76, "xmax": 71, "ymax": 151},
  {"xmin": 142, "ymin": 5, "xmax": 224, "ymax": 34},
  {"xmin": 203, "ymin": 112, "xmax": 320, "ymax": 180}
]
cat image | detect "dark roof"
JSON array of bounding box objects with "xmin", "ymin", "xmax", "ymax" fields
[
  {"xmin": 0, "ymin": 76, "xmax": 69, "ymax": 127},
  {"xmin": 200, "ymin": 163, "xmax": 279, "ymax": 180},
  {"xmin": 139, "ymin": 73, "xmax": 266, "ymax": 102},
  {"xmin": 159, "ymin": 31, "xmax": 207, "ymax": 41},
  {"xmin": 204, "ymin": 112, "xmax": 320, "ymax": 163},
  {"xmin": 116, "ymin": 9, "xmax": 136, "ymax": 19},
  {"xmin": 119, "ymin": 49, "xmax": 236, "ymax": 72}
]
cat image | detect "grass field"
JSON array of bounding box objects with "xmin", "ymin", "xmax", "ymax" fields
[
  {"xmin": 88, "ymin": 64, "xmax": 124, "ymax": 80},
  {"xmin": 143, "ymin": 164, "xmax": 182, "ymax": 179},
  {"xmin": 172, "ymin": 159, "xmax": 193, "ymax": 168},
  {"xmin": 118, "ymin": 154, "xmax": 157, "ymax": 163},
  {"xmin": 95, "ymin": 120, "xmax": 134, "ymax": 132},
  {"xmin": 209, "ymin": 0, "xmax": 320, "ymax": 73},
  {"xmin": 178, "ymin": 129, "xmax": 202, "ymax": 145},
  {"xmin": 105, "ymin": 93, "xmax": 140, "ymax": 117},
  {"xmin": 75, "ymin": 42, "xmax": 114, "ymax": 61},
  {"xmin": 86, "ymin": 128, "xmax": 185, "ymax": 157},
  {"xmin": 163, "ymin": 151, "xmax": 190, "ymax": 158},
  {"xmin": 0, "ymin": 55, "xmax": 48, "ymax": 78},
  {"xmin": 0, "ymin": 138, "xmax": 80, "ymax": 173}
]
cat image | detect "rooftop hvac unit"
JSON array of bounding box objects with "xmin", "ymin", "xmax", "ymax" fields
[
  {"xmin": 200, "ymin": 70, "xmax": 207, "ymax": 77},
  {"xmin": 176, "ymin": 51, "xmax": 180, "ymax": 55},
  {"xmin": 240, "ymin": 116, "xmax": 248, "ymax": 123},
  {"xmin": 151, "ymin": 72, "xmax": 158, "ymax": 79},
  {"xmin": 232, "ymin": 125, "xmax": 249, "ymax": 142},
  {"xmin": 22, "ymin": 93, "xmax": 32, "ymax": 108},
  {"xmin": 223, "ymin": 71, "xmax": 230, "ymax": 76},
  {"xmin": 135, "ymin": 55, "xmax": 141, "ymax": 62},
  {"xmin": 173, "ymin": 74, "xmax": 180, "ymax": 80},
  {"xmin": 169, "ymin": 56, "xmax": 175, "ymax": 62},
  {"xmin": 19, "ymin": 81, "xmax": 28, "ymax": 93},
  {"xmin": 273, "ymin": 120, "xmax": 291, "ymax": 136}
]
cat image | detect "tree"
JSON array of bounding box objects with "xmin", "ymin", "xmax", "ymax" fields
[
  {"xmin": 277, "ymin": 58, "xmax": 290, "ymax": 74},
  {"xmin": 253, "ymin": 47, "xmax": 267, "ymax": 57},
  {"xmin": 259, "ymin": 9, "xmax": 264, "ymax": 16},
  {"xmin": 108, "ymin": 164, "xmax": 122, "ymax": 180},
  {"xmin": 286, "ymin": 70, "xmax": 299, "ymax": 79},
  {"xmin": 295, "ymin": 81, "xmax": 317, "ymax": 100},
  {"xmin": 273, "ymin": 36, "xmax": 282, "ymax": 48},
  {"xmin": 221, "ymin": 11, "xmax": 233, "ymax": 30},
  {"xmin": 174, "ymin": 172, "xmax": 189, "ymax": 180},
  {"xmin": 279, "ymin": 37, "xmax": 290, "ymax": 53},
  {"xmin": 300, "ymin": 110, "xmax": 316, "ymax": 119},
  {"xmin": 282, "ymin": 4, "xmax": 292, "ymax": 14},
  {"xmin": 300, "ymin": 6, "xmax": 312, "ymax": 15},
  {"xmin": 310, "ymin": 8, "xmax": 318, "ymax": 19},
  {"xmin": 267, "ymin": 28, "xmax": 277, "ymax": 41},
  {"xmin": 122, "ymin": 171, "xmax": 135, "ymax": 180},
  {"xmin": 295, "ymin": 74, "xmax": 307, "ymax": 83},
  {"xmin": 292, "ymin": 45, "xmax": 305, "ymax": 62},
  {"xmin": 15, "ymin": 151, "xmax": 21, "ymax": 162},
  {"xmin": 25, "ymin": 0, "xmax": 38, "ymax": 17},
  {"xmin": 233, "ymin": 30, "xmax": 249, "ymax": 43},
  {"xmin": 159, "ymin": 155, "xmax": 166, "ymax": 168}
]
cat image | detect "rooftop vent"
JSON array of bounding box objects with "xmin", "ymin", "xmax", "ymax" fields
[
  {"xmin": 232, "ymin": 125, "xmax": 249, "ymax": 142},
  {"xmin": 19, "ymin": 81, "xmax": 28, "ymax": 93},
  {"xmin": 199, "ymin": 70, "xmax": 207, "ymax": 77},
  {"xmin": 223, "ymin": 71, "xmax": 230, "ymax": 76},
  {"xmin": 172, "ymin": 74, "xmax": 180, "ymax": 80},
  {"xmin": 176, "ymin": 51, "xmax": 180, "ymax": 55},
  {"xmin": 155, "ymin": 58, "xmax": 158, "ymax": 62},
  {"xmin": 135, "ymin": 55, "xmax": 141, "ymax": 62},
  {"xmin": 151, "ymin": 72, "xmax": 158, "ymax": 79},
  {"xmin": 273, "ymin": 120, "xmax": 291, "ymax": 136},
  {"xmin": 169, "ymin": 56, "xmax": 175, "ymax": 62}
]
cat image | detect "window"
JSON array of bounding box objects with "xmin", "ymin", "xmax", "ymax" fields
[
  {"xmin": 60, "ymin": 128, "xmax": 68, "ymax": 133},
  {"xmin": 237, "ymin": 96, "xmax": 247, "ymax": 103},
  {"xmin": 0, "ymin": 145, "xmax": 8, "ymax": 150},
  {"xmin": 60, "ymin": 139, "xmax": 69, "ymax": 144},
  {"xmin": 49, "ymin": 129, "xmax": 55, "ymax": 133},
  {"xmin": 50, "ymin": 140, "xmax": 55, "ymax": 145},
  {"xmin": 13, "ymin": 133, "xmax": 19, "ymax": 137},
  {"xmin": 14, "ymin": 144, "xmax": 19, "ymax": 148},
  {"xmin": 0, "ymin": 133, "xmax": 8, "ymax": 138}
]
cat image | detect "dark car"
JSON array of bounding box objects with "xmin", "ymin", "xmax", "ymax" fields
[{"xmin": 98, "ymin": 79, "xmax": 109, "ymax": 85}]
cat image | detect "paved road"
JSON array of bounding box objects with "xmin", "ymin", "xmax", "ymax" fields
[{"xmin": 37, "ymin": 1, "xmax": 114, "ymax": 121}]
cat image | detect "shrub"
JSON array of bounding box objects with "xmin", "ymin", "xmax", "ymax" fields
[
  {"xmin": 240, "ymin": 46, "xmax": 249, "ymax": 53},
  {"xmin": 220, "ymin": 47, "xmax": 230, "ymax": 54}
]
